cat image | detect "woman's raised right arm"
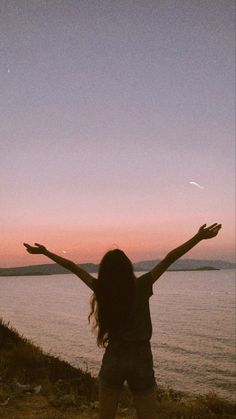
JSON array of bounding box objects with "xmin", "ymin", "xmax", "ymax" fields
[{"xmin": 23, "ymin": 243, "xmax": 95, "ymax": 290}]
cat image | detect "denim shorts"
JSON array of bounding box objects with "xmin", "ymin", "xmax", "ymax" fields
[{"xmin": 99, "ymin": 340, "xmax": 156, "ymax": 393}]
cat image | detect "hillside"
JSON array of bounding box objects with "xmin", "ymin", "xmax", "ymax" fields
[{"xmin": 0, "ymin": 320, "xmax": 235, "ymax": 418}]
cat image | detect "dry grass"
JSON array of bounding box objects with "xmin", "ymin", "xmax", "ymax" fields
[{"xmin": 0, "ymin": 319, "xmax": 235, "ymax": 418}]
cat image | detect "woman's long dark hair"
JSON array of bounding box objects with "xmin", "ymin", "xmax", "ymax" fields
[{"xmin": 88, "ymin": 249, "xmax": 135, "ymax": 347}]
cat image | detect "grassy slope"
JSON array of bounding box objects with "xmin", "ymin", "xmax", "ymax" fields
[{"xmin": 0, "ymin": 319, "xmax": 235, "ymax": 418}]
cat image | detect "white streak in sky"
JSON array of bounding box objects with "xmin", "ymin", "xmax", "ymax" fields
[{"xmin": 189, "ymin": 181, "xmax": 204, "ymax": 189}]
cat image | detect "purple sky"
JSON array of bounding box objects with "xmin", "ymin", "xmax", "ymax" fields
[{"xmin": 1, "ymin": 1, "xmax": 235, "ymax": 267}]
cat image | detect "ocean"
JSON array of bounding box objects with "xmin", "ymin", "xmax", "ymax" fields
[{"xmin": 0, "ymin": 270, "xmax": 235, "ymax": 399}]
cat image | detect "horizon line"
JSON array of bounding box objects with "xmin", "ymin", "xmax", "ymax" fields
[{"xmin": 1, "ymin": 257, "xmax": 235, "ymax": 270}]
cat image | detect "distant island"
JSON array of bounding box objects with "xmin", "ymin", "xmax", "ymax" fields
[
  {"xmin": 168, "ymin": 266, "xmax": 220, "ymax": 271},
  {"xmin": 0, "ymin": 259, "xmax": 234, "ymax": 277}
]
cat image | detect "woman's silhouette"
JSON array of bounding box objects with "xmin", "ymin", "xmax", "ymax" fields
[{"xmin": 24, "ymin": 222, "xmax": 221, "ymax": 418}]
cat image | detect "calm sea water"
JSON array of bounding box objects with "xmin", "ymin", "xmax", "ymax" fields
[{"xmin": 0, "ymin": 270, "xmax": 235, "ymax": 399}]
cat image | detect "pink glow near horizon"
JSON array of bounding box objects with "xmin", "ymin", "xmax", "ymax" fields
[
  {"xmin": 1, "ymin": 1, "xmax": 235, "ymax": 268},
  {"xmin": 2, "ymin": 218, "xmax": 235, "ymax": 267}
]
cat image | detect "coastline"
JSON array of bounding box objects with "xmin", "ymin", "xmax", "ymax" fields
[
  {"xmin": 0, "ymin": 267, "xmax": 222, "ymax": 277},
  {"xmin": 0, "ymin": 319, "xmax": 235, "ymax": 418}
]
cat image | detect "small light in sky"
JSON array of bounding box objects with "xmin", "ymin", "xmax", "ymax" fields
[
  {"xmin": 189, "ymin": 181, "xmax": 204, "ymax": 189},
  {"xmin": 7, "ymin": 69, "xmax": 10, "ymax": 73},
  {"xmin": 62, "ymin": 250, "xmax": 67, "ymax": 254}
]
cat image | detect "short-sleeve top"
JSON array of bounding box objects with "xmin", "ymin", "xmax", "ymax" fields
[{"xmin": 112, "ymin": 272, "xmax": 153, "ymax": 342}]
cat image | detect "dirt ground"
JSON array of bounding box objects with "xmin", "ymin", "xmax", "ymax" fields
[{"xmin": 0, "ymin": 393, "xmax": 136, "ymax": 418}]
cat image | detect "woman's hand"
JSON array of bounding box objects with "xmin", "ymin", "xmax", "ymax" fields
[
  {"xmin": 23, "ymin": 243, "xmax": 47, "ymax": 254},
  {"xmin": 197, "ymin": 223, "xmax": 222, "ymax": 240}
]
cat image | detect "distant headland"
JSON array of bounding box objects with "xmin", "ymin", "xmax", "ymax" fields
[{"xmin": 0, "ymin": 259, "xmax": 235, "ymax": 277}]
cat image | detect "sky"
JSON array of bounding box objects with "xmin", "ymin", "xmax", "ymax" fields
[{"xmin": 0, "ymin": 0, "xmax": 235, "ymax": 267}]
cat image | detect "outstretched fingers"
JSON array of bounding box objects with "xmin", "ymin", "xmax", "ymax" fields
[
  {"xmin": 213, "ymin": 224, "xmax": 222, "ymax": 231},
  {"xmin": 209, "ymin": 224, "xmax": 222, "ymax": 237},
  {"xmin": 23, "ymin": 243, "xmax": 33, "ymax": 253},
  {"xmin": 198, "ymin": 223, "xmax": 222, "ymax": 239},
  {"xmin": 23, "ymin": 242, "xmax": 39, "ymax": 253},
  {"xmin": 207, "ymin": 223, "xmax": 218, "ymax": 230}
]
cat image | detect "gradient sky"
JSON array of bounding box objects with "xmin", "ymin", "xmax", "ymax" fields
[{"xmin": 1, "ymin": 0, "xmax": 235, "ymax": 267}]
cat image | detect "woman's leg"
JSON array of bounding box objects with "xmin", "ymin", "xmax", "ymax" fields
[
  {"xmin": 128, "ymin": 342, "xmax": 158, "ymax": 418},
  {"xmin": 132, "ymin": 389, "xmax": 158, "ymax": 419},
  {"xmin": 99, "ymin": 379, "xmax": 122, "ymax": 419}
]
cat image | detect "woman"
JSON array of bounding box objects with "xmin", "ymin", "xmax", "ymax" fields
[{"xmin": 23, "ymin": 222, "xmax": 221, "ymax": 418}]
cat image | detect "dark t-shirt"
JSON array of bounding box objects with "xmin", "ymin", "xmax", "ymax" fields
[{"xmin": 116, "ymin": 272, "xmax": 153, "ymax": 342}]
